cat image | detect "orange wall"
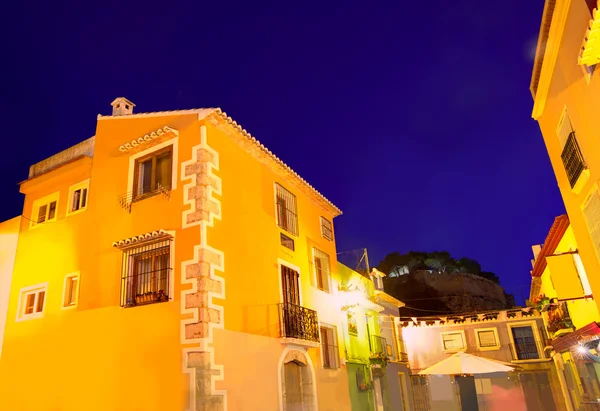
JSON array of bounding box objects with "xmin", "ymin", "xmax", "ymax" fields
[
  {"xmin": 0, "ymin": 110, "xmax": 350, "ymax": 410},
  {"xmin": 535, "ymin": 0, "xmax": 600, "ymax": 317},
  {"xmin": 0, "ymin": 216, "xmax": 20, "ymax": 359}
]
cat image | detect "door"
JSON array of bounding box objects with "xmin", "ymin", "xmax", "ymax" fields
[
  {"xmin": 398, "ymin": 373, "xmax": 410, "ymax": 411},
  {"xmin": 284, "ymin": 361, "xmax": 304, "ymax": 411},
  {"xmin": 455, "ymin": 375, "xmax": 479, "ymax": 411},
  {"xmin": 281, "ymin": 266, "xmax": 301, "ymax": 337},
  {"xmin": 373, "ymin": 377, "xmax": 385, "ymax": 411}
]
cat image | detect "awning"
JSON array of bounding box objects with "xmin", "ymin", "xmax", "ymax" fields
[
  {"xmin": 579, "ymin": 1, "xmax": 600, "ymax": 66},
  {"xmin": 552, "ymin": 322, "xmax": 600, "ymax": 352},
  {"xmin": 418, "ymin": 351, "xmax": 514, "ymax": 375}
]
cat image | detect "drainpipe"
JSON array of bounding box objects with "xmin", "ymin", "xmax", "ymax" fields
[{"xmin": 553, "ymin": 352, "xmax": 575, "ymax": 411}]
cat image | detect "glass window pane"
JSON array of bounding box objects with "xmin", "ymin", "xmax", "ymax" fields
[
  {"xmin": 48, "ymin": 201, "xmax": 56, "ymax": 220},
  {"xmin": 81, "ymin": 188, "xmax": 88, "ymax": 208},
  {"xmin": 25, "ymin": 293, "xmax": 35, "ymax": 314},
  {"xmin": 36, "ymin": 291, "xmax": 45, "ymax": 313},
  {"xmin": 37, "ymin": 205, "xmax": 47, "ymax": 224},
  {"xmin": 72, "ymin": 189, "xmax": 81, "ymax": 211},
  {"xmin": 138, "ymin": 159, "xmax": 153, "ymax": 194},
  {"xmin": 156, "ymin": 153, "xmax": 172, "ymax": 189},
  {"xmin": 69, "ymin": 278, "xmax": 78, "ymax": 305}
]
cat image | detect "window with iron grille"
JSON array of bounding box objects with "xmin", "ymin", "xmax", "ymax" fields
[
  {"xmin": 275, "ymin": 183, "xmax": 298, "ymax": 236},
  {"xmin": 313, "ymin": 248, "xmax": 331, "ymax": 293},
  {"xmin": 134, "ymin": 146, "xmax": 173, "ymax": 200},
  {"xmin": 320, "ymin": 217, "xmax": 333, "ymax": 241},
  {"xmin": 320, "ymin": 325, "xmax": 339, "ymax": 369},
  {"xmin": 557, "ymin": 109, "xmax": 586, "ymax": 188},
  {"xmin": 120, "ymin": 239, "xmax": 172, "ymax": 307}
]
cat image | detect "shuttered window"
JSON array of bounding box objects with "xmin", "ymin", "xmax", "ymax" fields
[
  {"xmin": 275, "ymin": 183, "xmax": 298, "ymax": 236},
  {"xmin": 441, "ymin": 332, "xmax": 465, "ymax": 351},
  {"xmin": 583, "ymin": 189, "xmax": 600, "ymax": 261},
  {"xmin": 320, "ymin": 217, "xmax": 333, "ymax": 240},
  {"xmin": 320, "ymin": 325, "xmax": 339, "ymax": 369},
  {"xmin": 476, "ymin": 329, "xmax": 498, "ymax": 348},
  {"xmin": 313, "ymin": 248, "xmax": 331, "ymax": 292},
  {"xmin": 557, "ymin": 109, "xmax": 574, "ymax": 149}
]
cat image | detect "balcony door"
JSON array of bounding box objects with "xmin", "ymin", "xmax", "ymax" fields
[{"xmin": 282, "ymin": 266, "xmax": 300, "ymax": 306}]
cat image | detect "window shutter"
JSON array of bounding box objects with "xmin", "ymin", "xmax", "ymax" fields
[
  {"xmin": 557, "ymin": 110, "xmax": 574, "ymax": 149},
  {"xmin": 37, "ymin": 205, "xmax": 47, "ymax": 224},
  {"xmin": 477, "ymin": 330, "xmax": 497, "ymax": 347},
  {"xmin": 583, "ymin": 189, "xmax": 600, "ymax": 261},
  {"xmin": 48, "ymin": 201, "xmax": 57, "ymax": 220}
]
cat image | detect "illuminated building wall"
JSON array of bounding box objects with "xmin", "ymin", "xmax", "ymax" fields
[
  {"xmin": 531, "ymin": 0, "xmax": 600, "ymax": 318},
  {"xmin": 0, "ymin": 216, "xmax": 20, "ymax": 359},
  {"xmin": 0, "ymin": 99, "xmax": 351, "ymax": 411}
]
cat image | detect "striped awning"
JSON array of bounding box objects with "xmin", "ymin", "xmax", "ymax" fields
[
  {"xmin": 579, "ymin": 1, "xmax": 600, "ymax": 66},
  {"xmin": 552, "ymin": 322, "xmax": 600, "ymax": 352}
]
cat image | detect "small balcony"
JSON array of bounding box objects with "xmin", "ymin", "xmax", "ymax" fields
[
  {"xmin": 510, "ymin": 340, "xmax": 550, "ymax": 361},
  {"xmin": 278, "ymin": 302, "xmax": 320, "ymax": 344},
  {"xmin": 548, "ymin": 301, "xmax": 574, "ymax": 338},
  {"xmin": 561, "ymin": 132, "xmax": 586, "ymax": 189},
  {"xmin": 369, "ymin": 335, "xmax": 388, "ymax": 364}
]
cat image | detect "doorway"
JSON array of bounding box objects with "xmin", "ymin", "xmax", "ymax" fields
[{"xmin": 373, "ymin": 377, "xmax": 385, "ymax": 411}]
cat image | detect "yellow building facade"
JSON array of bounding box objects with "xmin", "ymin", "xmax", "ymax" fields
[
  {"xmin": 529, "ymin": 214, "xmax": 600, "ymax": 409},
  {"xmin": 0, "ymin": 99, "xmax": 351, "ymax": 411},
  {"xmin": 531, "ymin": 0, "xmax": 600, "ymax": 316}
]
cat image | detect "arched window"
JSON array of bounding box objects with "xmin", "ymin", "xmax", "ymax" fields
[{"xmin": 280, "ymin": 349, "xmax": 316, "ymax": 411}]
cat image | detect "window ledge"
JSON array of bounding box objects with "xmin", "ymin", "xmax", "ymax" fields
[
  {"xmin": 279, "ymin": 337, "xmax": 320, "ymax": 348},
  {"xmin": 66, "ymin": 208, "xmax": 87, "ymax": 217},
  {"xmin": 572, "ymin": 169, "xmax": 590, "ymax": 195},
  {"xmin": 477, "ymin": 346, "xmax": 501, "ymax": 351},
  {"xmin": 16, "ymin": 313, "xmax": 44, "ymax": 322},
  {"xmin": 511, "ymin": 358, "xmax": 552, "ymax": 364}
]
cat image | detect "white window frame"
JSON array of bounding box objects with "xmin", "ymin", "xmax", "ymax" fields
[
  {"xmin": 126, "ymin": 138, "xmax": 179, "ymax": 198},
  {"xmin": 440, "ymin": 330, "xmax": 466, "ymax": 352},
  {"xmin": 475, "ymin": 327, "xmax": 500, "ymax": 351},
  {"xmin": 556, "ymin": 106, "xmax": 574, "ymax": 150},
  {"xmin": 67, "ymin": 179, "xmax": 90, "ymax": 216},
  {"xmin": 582, "ymin": 62, "xmax": 596, "ymax": 85},
  {"xmin": 62, "ymin": 273, "xmax": 80, "ymax": 309},
  {"xmin": 320, "ymin": 216, "xmax": 333, "ymax": 241},
  {"xmin": 313, "ymin": 247, "xmax": 332, "ymax": 293},
  {"xmin": 277, "ymin": 259, "xmax": 303, "ymax": 306},
  {"xmin": 506, "ymin": 320, "xmax": 543, "ymax": 362},
  {"xmin": 582, "ymin": 186, "xmax": 600, "ymax": 263},
  {"xmin": 16, "ymin": 283, "xmax": 48, "ymax": 321},
  {"xmin": 30, "ymin": 192, "xmax": 60, "ymax": 229},
  {"xmin": 319, "ymin": 323, "xmax": 340, "ymax": 369}
]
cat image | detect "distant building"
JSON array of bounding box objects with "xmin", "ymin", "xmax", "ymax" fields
[{"xmin": 401, "ymin": 309, "xmax": 565, "ymax": 410}]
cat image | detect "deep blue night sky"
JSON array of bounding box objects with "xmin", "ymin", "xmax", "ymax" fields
[{"xmin": 1, "ymin": 0, "xmax": 565, "ymax": 303}]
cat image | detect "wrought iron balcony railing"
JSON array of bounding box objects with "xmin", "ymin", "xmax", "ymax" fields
[
  {"xmin": 278, "ymin": 302, "xmax": 320, "ymax": 342},
  {"xmin": 561, "ymin": 132, "xmax": 586, "ymax": 188},
  {"xmin": 369, "ymin": 335, "xmax": 388, "ymax": 357},
  {"xmin": 510, "ymin": 340, "xmax": 549, "ymax": 361}
]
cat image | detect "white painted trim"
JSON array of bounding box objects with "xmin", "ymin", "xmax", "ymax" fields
[
  {"xmin": 66, "ymin": 179, "xmax": 90, "ymax": 217},
  {"xmin": 60, "ymin": 272, "xmax": 80, "ymax": 310},
  {"xmin": 15, "ymin": 282, "xmax": 49, "ymax": 322},
  {"xmin": 277, "ymin": 258, "xmax": 304, "ymax": 306},
  {"xmin": 273, "ymin": 182, "xmax": 299, "ymax": 238},
  {"xmin": 126, "ymin": 132, "xmax": 179, "ymax": 197},
  {"xmin": 29, "ymin": 191, "xmax": 60, "ymax": 230},
  {"xmin": 573, "ymin": 253, "xmax": 593, "ymax": 295},
  {"xmin": 440, "ymin": 329, "xmax": 467, "ymax": 352},
  {"xmin": 277, "ymin": 346, "xmax": 319, "ymax": 411},
  {"xmin": 180, "ymin": 125, "xmax": 226, "ymax": 411},
  {"xmin": 474, "ymin": 327, "xmax": 500, "ymax": 351}
]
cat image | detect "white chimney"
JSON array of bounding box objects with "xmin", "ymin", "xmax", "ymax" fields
[{"xmin": 111, "ymin": 97, "xmax": 135, "ymax": 116}]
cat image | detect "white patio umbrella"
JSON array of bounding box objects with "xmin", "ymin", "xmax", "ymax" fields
[{"xmin": 418, "ymin": 351, "xmax": 515, "ymax": 375}]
